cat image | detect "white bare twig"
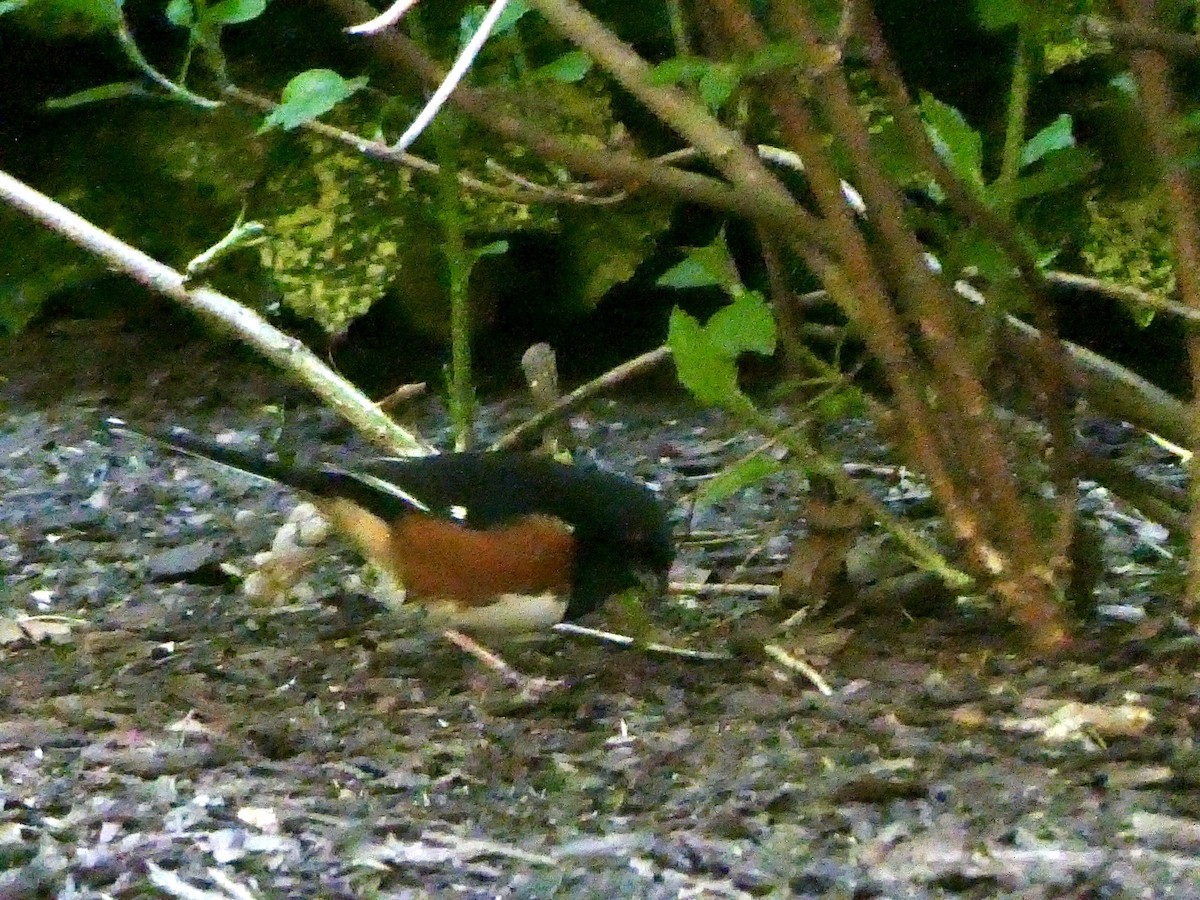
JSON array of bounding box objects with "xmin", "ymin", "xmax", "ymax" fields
[
  {"xmin": 552, "ymin": 622, "xmax": 731, "ymax": 661},
  {"xmin": 762, "ymin": 643, "xmax": 834, "ymax": 695},
  {"xmin": 344, "ymin": 0, "xmax": 421, "ymax": 35},
  {"xmin": 390, "ymin": 0, "xmax": 512, "ymax": 153}
]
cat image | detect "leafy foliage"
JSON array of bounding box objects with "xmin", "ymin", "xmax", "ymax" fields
[
  {"xmin": 5, "ymin": 0, "xmax": 121, "ymax": 34},
  {"xmin": 259, "ymin": 70, "xmax": 369, "ymax": 133},
  {"xmin": 649, "ymin": 43, "xmax": 806, "ymax": 113},
  {"xmin": 0, "ymin": 105, "xmax": 265, "ymax": 333},
  {"xmin": 972, "ymin": 0, "xmax": 1101, "ymax": 73},
  {"xmin": 0, "ymin": 0, "xmax": 1166, "ymax": 385},
  {"xmin": 662, "ymin": 234, "xmax": 776, "ymax": 412},
  {"xmin": 914, "ymin": 92, "xmax": 1096, "ymax": 288},
  {"xmin": 237, "ymin": 0, "xmax": 672, "ymax": 334},
  {"xmin": 251, "ymin": 65, "xmax": 671, "ymax": 334},
  {"xmin": 920, "ymin": 93, "xmax": 985, "ymax": 192},
  {"xmin": 531, "ymin": 50, "xmax": 592, "ymax": 84},
  {"xmin": 558, "ymin": 196, "xmax": 672, "ymax": 310},
  {"xmin": 0, "ymin": 0, "xmax": 679, "ymax": 342},
  {"xmin": 1081, "ymin": 195, "xmax": 1176, "ymax": 326},
  {"xmin": 166, "ymin": 0, "xmax": 265, "ymax": 28},
  {"xmin": 920, "ymin": 93, "xmax": 1093, "ymax": 206},
  {"xmin": 256, "ymin": 138, "xmax": 413, "ymax": 334}
]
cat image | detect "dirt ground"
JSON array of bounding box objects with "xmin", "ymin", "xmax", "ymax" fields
[{"xmin": 3, "ymin": 307, "xmax": 1200, "ymax": 899}]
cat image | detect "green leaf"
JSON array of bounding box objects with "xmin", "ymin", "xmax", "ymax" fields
[
  {"xmin": 491, "ymin": 0, "xmax": 529, "ymax": 34},
  {"xmin": 668, "ymin": 308, "xmax": 745, "ymax": 407},
  {"xmin": 462, "ymin": 0, "xmax": 528, "ymax": 42},
  {"xmin": 920, "ymin": 92, "xmax": 984, "ymax": 189},
  {"xmin": 164, "ymin": 0, "xmax": 191, "ymax": 26},
  {"xmin": 649, "ymin": 55, "xmax": 741, "ymax": 111},
  {"xmin": 473, "ymin": 239, "xmax": 509, "ymax": 259},
  {"xmin": 532, "ymin": 50, "xmax": 592, "ymax": 83},
  {"xmin": 666, "ymin": 280, "xmax": 775, "ymax": 409},
  {"xmin": 1019, "ymin": 114, "xmax": 1074, "ymax": 168},
  {"xmin": 706, "ymin": 290, "xmax": 776, "ymax": 357},
  {"xmin": 742, "ymin": 42, "xmax": 807, "ymax": 76},
  {"xmin": 44, "ymin": 80, "xmax": 142, "ymax": 108},
  {"xmin": 207, "ymin": 0, "xmax": 265, "ymax": 25},
  {"xmin": 694, "ymin": 454, "xmax": 783, "ymax": 510},
  {"xmin": 259, "ymin": 69, "xmax": 368, "ymax": 132},
  {"xmin": 657, "ymin": 256, "xmax": 721, "ymax": 289},
  {"xmin": 0, "ymin": 0, "xmax": 30, "ymax": 15},
  {"xmin": 973, "ymin": 0, "xmax": 1028, "ymax": 31},
  {"xmin": 986, "ymin": 146, "xmax": 1095, "ymax": 206},
  {"xmin": 657, "ymin": 233, "xmax": 740, "ymax": 291},
  {"xmin": 1109, "ymin": 73, "xmax": 1136, "ymax": 96},
  {"xmin": 698, "ymin": 63, "xmax": 738, "ymax": 112},
  {"xmin": 40, "ymin": 0, "xmax": 122, "ymax": 28},
  {"xmin": 647, "ymin": 55, "xmax": 711, "ymax": 86}
]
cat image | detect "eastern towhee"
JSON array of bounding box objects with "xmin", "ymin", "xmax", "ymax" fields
[{"xmin": 118, "ymin": 426, "xmax": 674, "ymax": 634}]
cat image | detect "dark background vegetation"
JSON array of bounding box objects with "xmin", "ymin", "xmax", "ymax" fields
[{"xmin": 1, "ymin": 0, "xmax": 1190, "ymax": 396}]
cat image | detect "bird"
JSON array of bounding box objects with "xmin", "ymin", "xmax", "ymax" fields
[{"xmin": 114, "ymin": 424, "xmax": 675, "ymax": 635}]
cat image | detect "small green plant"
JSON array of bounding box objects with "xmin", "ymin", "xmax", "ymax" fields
[
  {"xmin": 661, "ymin": 233, "xmax": 970, "ymax": 588},
  {"xmin": 661, "ymin": 233, "xmax": 777, "ymax": 417},
  {"xmin": 919, "ymin": 92, "xmax": 1095, "ymax": 281}
]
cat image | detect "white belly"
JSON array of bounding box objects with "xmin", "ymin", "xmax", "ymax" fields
[
  {"xmin": 370, "ymin": 571, "xmax": 567, "ymax": 635},
  {"xmin": 424, "ymin": 592, "xmax": 569, "ymax": 635}
]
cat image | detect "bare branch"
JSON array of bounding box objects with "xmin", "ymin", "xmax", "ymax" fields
[{"xmin": 0, "ymin": 169, "xmax": 431, "ymax": 456}]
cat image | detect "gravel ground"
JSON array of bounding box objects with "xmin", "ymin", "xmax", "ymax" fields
[{"xmin": 3, "ymin": 310, "xmax": 1200, "ymax": 899}]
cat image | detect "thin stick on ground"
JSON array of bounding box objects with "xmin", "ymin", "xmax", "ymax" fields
[
  {"xmin": 670, "ymin": 582, "xmax": 780, "ymax": 598},
  {"xmin": 490, "ymin": 346, "xmax": 671, "ymax": 450},
  {"xmin": 552, "ymin": 622, "xmax": 732, "ymax": 661},
  {"xmin": 762, "ymin": 643, "xmax": 834, "ymax": 695}
]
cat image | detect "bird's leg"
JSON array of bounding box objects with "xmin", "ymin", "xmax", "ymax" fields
[{"xmin": 440, "ymin": 629, "xmax": 565, "ymax": 702}]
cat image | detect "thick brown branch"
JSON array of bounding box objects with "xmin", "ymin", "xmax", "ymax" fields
[
  {"xmin": 1084, "ymin": 15, "xmax": 1200, "ymax": 59},
  {"xmin": 1115, "ymin": 0, "xmax": 1200, "ymax": 609},
  {"xmin": 854, "ymin": 1, "xmax": 1080, "ymax": 577},
  {"xmin": 704, "ymin": 0, "xmax": 1001, "ymax": 571}
]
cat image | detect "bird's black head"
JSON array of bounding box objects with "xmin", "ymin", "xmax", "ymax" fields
[{"xmin": 557, "ymin": 472, "xmax": 675, "ymax": 621}]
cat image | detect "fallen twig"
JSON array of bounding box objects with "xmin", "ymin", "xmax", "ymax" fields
[
  {"xmin": 552, "ymin": 622, "xmax": 731, "ymax": 661},
  {"xmin": 761, "ymin": 643, "xmax": 834, "ymax": 695},
  {"xmin": 490, "ymin": 346, "xmax": 671, "ymax": 450},
  {"xmin": 0, "ymin": 170, "xmax": 430, "ymax": 457},
  {"xmin": 670, "ymin": 581, "xmax": 780, "ymax": 598}
]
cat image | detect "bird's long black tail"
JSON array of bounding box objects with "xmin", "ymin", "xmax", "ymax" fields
[
  {"xmin": 107, "ymin": 420, "xmax": 347, "ymax": 497},
  {"xmin": 106, "ymin": 419, "xmax": 432, "ymax": 516}
]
